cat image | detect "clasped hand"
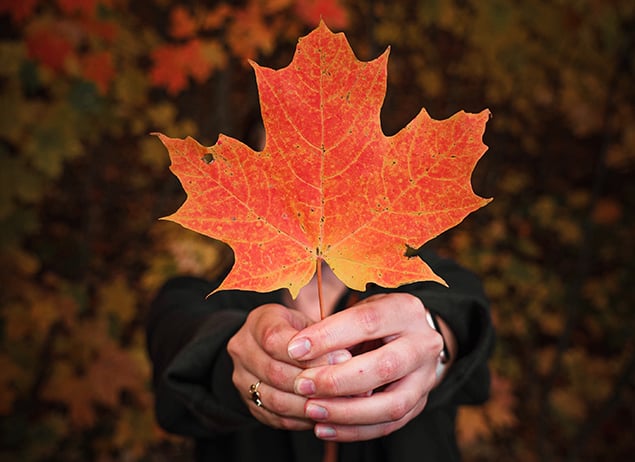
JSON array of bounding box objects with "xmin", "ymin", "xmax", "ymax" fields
[{"xmin": 227, "ymin": 292, "xmax": 448, "ymax": 442}]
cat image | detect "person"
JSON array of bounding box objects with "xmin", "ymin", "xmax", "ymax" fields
[{"xmin": 146, "ymin": 246, "xmax": 494, "ymax": 461}]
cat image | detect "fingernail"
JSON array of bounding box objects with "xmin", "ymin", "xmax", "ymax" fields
[
  {"xmin": 306, "ymin": 403, "xmax": 328, "ymax": 420},
  {"xmin": 288, "ymin": 337, "xmax": 311, "ymax": 359},
  {"xmin": 295, "ymin": 377, "xmax": 316, "ymax": 395},
  {"xmin": 315, "ymin": 425, "xmax": 336, "ymax": 439},
  {"xmin": 328, "ymin": 350, "xmax": 351, "ymax": 365}
]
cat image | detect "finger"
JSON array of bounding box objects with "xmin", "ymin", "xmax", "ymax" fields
[
  {"xmin": 295, "ymin": 336, "xmax": 429, "ymax": 397},
  {"xmin": 313, "ymin": 405, "xmax": 423, "ymax": 442},
  {"xmin": 255, "ymin": 305, "xmax": 314, "ymax": 363},
  {"xmin": 242, "ymin": 378, "xmax": 313, "ymax": 426},
  {"xmin": 304, "ymin": 367, "xmax": 432, "ymax": 425},
  {"xmin": 300, "ymin": 349, "xmax": 352, "ymax": 368},
  {"xmin": 287, "ymin": 293, "xmax": 427, "ymax": 361},
  {"xmin": 249, "ymin": 397, "xmax": 315, "ymax": 432},
  {"xmin": 311, "ymin": 374, "xmax": 429, "ymax": 442}
]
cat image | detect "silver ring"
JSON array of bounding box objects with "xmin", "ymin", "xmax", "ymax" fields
[{"xmin": 249, "ymin": 380, "xmax": 263, "ymax": 407}]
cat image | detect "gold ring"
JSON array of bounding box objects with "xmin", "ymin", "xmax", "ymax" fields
[{"xmin": 249, "ymin": 380, "xmax": 263, "ymax": 407}]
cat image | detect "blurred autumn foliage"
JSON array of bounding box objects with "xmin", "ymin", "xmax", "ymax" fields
[{"xmin": 0, "ymin": 0, "xmax": 633, "ymax": 461}]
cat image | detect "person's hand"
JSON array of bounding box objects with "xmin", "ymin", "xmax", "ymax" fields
[
  {"xmin": 227, "ymin": 303, "xmax": 351, "ymax": 430},
  {"xmin": 286, "ymin": 293, "xmax": 452, "ymax": 442}
]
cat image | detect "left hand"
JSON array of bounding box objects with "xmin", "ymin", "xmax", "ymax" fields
[{"xmin": 286, "ymin": 292, "xmax": 452, "ymax": 442}]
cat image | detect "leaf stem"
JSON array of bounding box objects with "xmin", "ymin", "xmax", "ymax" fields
[
  {"xmin": 317, "ymin": 257, "xmax": 325, "ymax": 320},
  {"xmin": 316, "ymin": 257, "xmax": 337, "ymax": 462}
]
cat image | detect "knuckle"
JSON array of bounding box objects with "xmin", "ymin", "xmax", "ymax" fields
[
  {"xmin": 265, "ymin": 391, "xmax": 291, "ymax": 415},
  {"xmin": 263, "ymin": 360, "xmax": 289, "ymax": 387},
  {"xmin": 261, "ymin": 323, "xmax": 284, "ymax": 354},
  {"xmin": 356, "ymin": 306, "xmax": 382, "ymax": 337},
  {"xmin": 226, "ymin": 335, "xmax": 239, "ymax": 358},
  {"xmin": 231, "ymin": 370, "xmax": 241, "ymax": 390},
  {"xmin": 403, "ymin": 293, "xmax": 424, "ymax": 312},
  {"xmin": 317, "ymin": 369, "xmax": 343, "ymax": 395},
  {"xmin": 387, "ymin": 396, "xmax": 410, "ymax": 421},
  {"xmin": 427, "ymin": 330, "xmax": 444, "ymax": 357},
  {"xmin": 376, "ymin": 350, "xmax": 402, "ymax": 383}
]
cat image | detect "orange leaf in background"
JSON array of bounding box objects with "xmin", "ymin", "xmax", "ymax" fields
[
  {"xmin": 169, "ymin": 5, "xmax": 198, "ymax": 39},
  {"xmin": 150, "ymin": 39, "xmax": 216, "ymax": 95},
  {"xmin": 227, "ymin": 3, "xmax": 275, "ymax": 59},
  {"xmin": 204, "ymin": 4, "xmax": 232, "ymax": 29},
  {"xmin": 81, "ymin": 50, "xmax": 115, "ymax": 94},
  {"xmin": 294, "ymin": 0, "xmax": 349, "ymax": 29},
  {"xmin": 157, "ymin": 22, "xmax": 491, "ymax": 298}
]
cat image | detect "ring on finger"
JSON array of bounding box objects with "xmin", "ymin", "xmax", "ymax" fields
[{"xmin": 249, "ymin": 380, "xmax": 264, "ymax": 408}]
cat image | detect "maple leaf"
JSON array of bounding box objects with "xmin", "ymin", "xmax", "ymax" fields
[
  {"xmin": 157, "ymin": 22, "xmax": 491, "ymax": 298},
  {"xmin": 169, "ymin": 5, "xmax": 198, "ymax": 39},
  {"xmin": 80, "ymin": 50, "xmax": 115, "ymax": 94},
  {"xmin": 26, "ymin": 22, "xmax": 75, "ymax": 72},
  {"xmin": 150, "ymin": 39, "xmax": 218, "ymax": 95},
  {"xmin": 0, "ymin": 0, "xmax": 39, "ymax": 23}
]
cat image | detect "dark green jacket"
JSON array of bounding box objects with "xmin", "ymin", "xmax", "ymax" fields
[{"xmin": 146, "ymin": 249, "xmax": 494, "ymax": 461}]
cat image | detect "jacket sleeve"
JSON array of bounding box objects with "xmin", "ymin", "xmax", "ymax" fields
[
  {"xmin": 400, "ymin": 248, "xmax": 494, "ymax": 409},
  {"xmin": 146, "ymin": 276, "xmax": 277, "ymax": 437}
]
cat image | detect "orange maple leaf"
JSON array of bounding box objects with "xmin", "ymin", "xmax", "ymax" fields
[{"xmin": 157, "ymin": 22, "xmax": 491, "ymax": 297}]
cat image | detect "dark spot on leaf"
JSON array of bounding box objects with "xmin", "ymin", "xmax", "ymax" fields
[
  {"xmin": 201, "ymin": 153, "xmax": 214, "ymax": 164},
  {"xmin": 404, "ymin": 244, "xmax": 419, "ymax": 258}
]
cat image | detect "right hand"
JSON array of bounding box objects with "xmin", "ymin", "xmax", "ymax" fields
[{"xmin": 227, "ymin": 303, "xmax": 351, "ymax": 430}]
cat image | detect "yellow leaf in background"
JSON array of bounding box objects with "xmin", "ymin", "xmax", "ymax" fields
[
  {"xmin": 538, "ymin": 311, "xmax": 565, "ymax": 336},
  {"xmin": 550, "ymin": 387, "xmax": 586, "ymax": 421},
  {"xmin": 41, "ymin": 360, "xmax": 97, "ymax": 428},
  {"xmin": 87, "ymin": 340, "xmax": 146, "ymax": 408},
  {"xmin": 201, "ymin": 39, "xmax": 227, "ymax": 70},
  {"xmin": 457, "ymin": 373, "xmax": 517, "ymax": 445},
  {"xmin": 147, "ymin": 102, "xmax": 178, "ymax": 131},
  {"xmin": 139, "ymin": 136, "xmax": 170, "ymax": 171},
  {"xmin": 112, "ymin": 407, "xmax": 163, "ymax": 458},
  {"xmin": 456, "ymin": 406, "xmax": 490, "ymax": 446},
  {"xmin": 28, "ymin": 297, "xmax": 60, "ymax": 337},
  {"xmin": 97, "ymin": 276, "xmax": 137, "ymax": 325}
]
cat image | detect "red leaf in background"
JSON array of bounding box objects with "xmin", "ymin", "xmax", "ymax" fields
[
  {"xmin": 157, "ymin": 22, "xmax": 491, "ymax": 297},
  {"xmin": 0, "ymin": 0, "xmax": 40, "ymax": 23},
  {"xmin": 79, "ymin": 16, "xmax": 118, "ymax": 43},
  {"xmin": 26, "ymin": 23, "xmax": 75, "ymax": 72},
  {"xmin": 56, "ymin": 0, "xmax": 104, "ymax": 17},
  {"xmin": 81, "ymin": 50, "xmax": 115, "ymax": 94},
  {"xmin": 294, "ymin": 0, "xmax": 349, "ymax": 29}
]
